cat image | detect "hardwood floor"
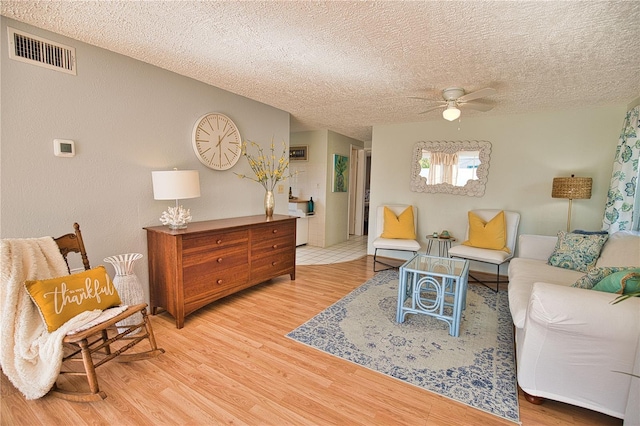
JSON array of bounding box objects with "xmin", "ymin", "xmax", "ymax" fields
[{"xmin": 1, "ymin": 256, "xmax": 622, "ymax": 425}]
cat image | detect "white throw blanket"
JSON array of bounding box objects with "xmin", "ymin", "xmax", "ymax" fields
[{"xmin": 0, "ymin": 237, "xmax": 101, "ymax": 399}]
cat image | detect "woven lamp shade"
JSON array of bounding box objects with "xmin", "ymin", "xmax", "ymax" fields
[{"xmin": 552, "ymin": 175, "xmax": 592, "ymax": 200}]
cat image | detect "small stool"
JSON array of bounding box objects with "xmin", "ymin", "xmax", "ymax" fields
[{"xmin": 425, "ymin": 235, "xmax": 457, "ymax": 257}]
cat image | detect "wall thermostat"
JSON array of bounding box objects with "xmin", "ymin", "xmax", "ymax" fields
[{"xmin": 53, "ymin": 139, "xmax": 75, "ymax": 157}]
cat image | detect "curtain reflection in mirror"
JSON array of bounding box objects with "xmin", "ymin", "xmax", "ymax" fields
[{"xmin": 420, "ymin": 151, "xmax": 481, "ymax": 186}]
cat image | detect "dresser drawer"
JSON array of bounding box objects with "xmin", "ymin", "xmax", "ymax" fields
[
  {"xmin": 182, "ymin": 229, "xmax": 248, "ymax": 253},
  {"xmin": 183, "ymin": 250, "xmax": 249, "ymax": 302},
  {"xmin": 251, "ymin": 221, "xmax": 294, "ymax": 241},
  {"xmin": 183, "ymin": 267, "xmax": 250, "ymax": 315},
  {"xmin": 182, "ymin": 243, "xmax": 247, "ymax": 269},
  {"xmin": 251, "ymin": 249, "xmax": 295, "ymax": 282},
  {"xmin": 252, "ymin": 234, "xmax": 294, "ymax": 257}
]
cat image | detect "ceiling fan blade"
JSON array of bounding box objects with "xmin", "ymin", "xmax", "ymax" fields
[
  {"xmin": 457, "ymin": 87, "xmax": 497, "ymax": 103},
  {"xmin": 408, "ymin": 96, "xmax": 446, "ymax": 104},
  {"xmin": 459, "ymin": 101, "xmax": 494, "ymax": 112},
  {"xmin": 418, "ymin": 105, "xmax": 445, "ymax": 114}
]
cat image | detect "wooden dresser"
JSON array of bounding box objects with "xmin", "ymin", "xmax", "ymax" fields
[{"xmin": 144, "ymin": 215, "xmax": 296, "ymax": 328}]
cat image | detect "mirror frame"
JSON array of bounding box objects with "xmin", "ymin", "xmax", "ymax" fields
[{"xmin": 410, "ymin": 140, "xmax": 492, "ymax": 197}]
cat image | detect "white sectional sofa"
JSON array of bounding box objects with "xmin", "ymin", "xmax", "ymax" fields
[{"xmin": 508, "ymin": 231, "xmax": 640, "ymax": 421}]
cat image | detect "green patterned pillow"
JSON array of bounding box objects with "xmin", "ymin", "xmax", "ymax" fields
[
  {"xmin": 548, "ymin": 231, "xmax": 608, "ymax": 273},
  {"xmin": 572, "ymin": 266, "xmax": 631, "ymax": 289},
  {"xmin": 591, "ymin": 269, "xmax": 640, "ymax": 294}
]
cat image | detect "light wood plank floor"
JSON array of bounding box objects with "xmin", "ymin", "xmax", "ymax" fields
[{"xmin": 1, "ymin": 256, "xmax": 622, "ymax": 425}]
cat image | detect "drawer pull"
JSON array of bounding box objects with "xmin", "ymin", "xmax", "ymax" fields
[
  {"xmin": 272, "ymin": 229, "xmax": 278, "ymax": 234},
  {"xmin": 217, "ymin": 258, "xmax": 223, "ymax": 263},
  {"xmin": 216, "ymin": 239, "xmax": 223, "ymax": 244},
  {"xmin": 272, "ymin": 244, "xmax": 278, "ymax": 249},
  {"xmin": 217, "ymin": 279, "xmax": 223, "ymax": 285},
  {"xmin": 271, "ymin": 261, "xmax": 277, "ymax": 266}
]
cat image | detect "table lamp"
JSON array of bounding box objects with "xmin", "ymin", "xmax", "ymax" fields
[
  {"xmin": 551, "ymin": 174, "xmax": 592, "ymax": 232},
  {"xmin": 152, "ymin": 169, "xmax": 201, "ymax": 229}
]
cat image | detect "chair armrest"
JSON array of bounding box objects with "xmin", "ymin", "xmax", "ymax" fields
[
  {"xmin": 517, "ymin": 234, "xmax": 557, "ymax": 261},
  {"xmin": 517, "ymin": 282, "xmax": 640, "ymax": 417},
  {"xmin": 526, "ymin": 282, "xmax": 639, "ymax": 340}
]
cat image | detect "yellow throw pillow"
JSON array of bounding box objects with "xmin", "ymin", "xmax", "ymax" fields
[
  {"xmin": 462, "ymin": 211, "xmax": 510, "ymax": 253},
  {"xmin": 25, "ymin": 266, "xmax": 122, "ymax": 332},
  {"xmin": 381, "ymin": 206, "xmax": 416, "ymax": 239}
]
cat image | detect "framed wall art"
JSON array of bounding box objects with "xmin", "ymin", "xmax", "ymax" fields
[
  {"xmin": 289, "ymin": 145, "xmax": 308, "ymax": 161},
  {"xmin": 332, "ymin": 154, "xmax": 349, "ymax": 192}
]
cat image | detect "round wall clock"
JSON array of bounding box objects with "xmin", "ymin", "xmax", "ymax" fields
[{"xmin": 192, "ymin": 113, "xmax": 242, "ymax": 170}]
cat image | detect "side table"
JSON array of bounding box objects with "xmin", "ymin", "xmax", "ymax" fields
[
  {"xmin": 425, "ymin": 235, "xmax": 457, "ymax": 257},
  {"xmin": 396, "ymin": 254, "xmax": 470, "ymax": 337},
  {"xmin": 104, "ymin": 253, "xmax": 144, "ymax": 332}
]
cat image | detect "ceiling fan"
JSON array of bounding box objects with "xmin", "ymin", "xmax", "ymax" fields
[{"xmin": 412, "ymin": 87, "xmax": 497, "ymax": 121}]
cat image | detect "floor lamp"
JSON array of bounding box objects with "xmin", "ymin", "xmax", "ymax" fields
[{"xmin": 552, "ymin": 174, "xmax": 592, "ymax": 232}]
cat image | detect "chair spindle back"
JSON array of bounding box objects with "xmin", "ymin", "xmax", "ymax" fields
[{"xmin": 53, "ymin": 222, "xmax": 91, "ymax": 273}]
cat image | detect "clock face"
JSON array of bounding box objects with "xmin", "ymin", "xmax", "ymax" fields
[{"xmin": 192, "ymin": 113, "xmax": 242, "ymax": 170}]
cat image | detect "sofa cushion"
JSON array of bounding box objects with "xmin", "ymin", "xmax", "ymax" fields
[
  {"xmin": 448, "ymin": 243, "xmax": 512, "ymax": 263},
  {"xmin": 508, "ymin": 258, "xmax": 585, "ymax": 329},
  {"xmin": 596, "ymin": 231, "xmax": 640, "ymax": 268},
  {"xmin": 592, "ymin": 269, "xmax": 640, "ymax": 294},
  {"xmin": 572, "ymin": 266, "xmax": 633, "ymax": 289},
  {"xmin": 547, "ymin": 231, "xmax": 608, "ymax": 273},
  {"xmin": 373, "ymin": 236, "xmax": 421, "ymax": 251}
]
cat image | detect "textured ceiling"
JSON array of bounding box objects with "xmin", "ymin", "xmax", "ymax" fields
[{"xmin": 2, "ymin": 1, "xmax": 639, "ymax": 141}]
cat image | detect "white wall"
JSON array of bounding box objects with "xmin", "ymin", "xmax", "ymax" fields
[
  {"xmin": 368, "ymin": 105, "xmax": 626, "ymax": 270},
  {"xmin": 1, "ymin": 18, "xmax": 290, "ymax": 301},
  {"xmin": 290, "ymin": 130, "xmax": 363, "ymax": 247},
  {"xmin": 325, "ymin": 131, "xmax": 363, "ymax": 246},
  {"xmin": 290, "ymin": 130, "xmax": 327, "ymax": 246}
]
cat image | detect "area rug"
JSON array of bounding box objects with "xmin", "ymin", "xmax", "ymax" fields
[{"xmin": 286, "ymin": 269, "xmax": 519, "ymax": 423}]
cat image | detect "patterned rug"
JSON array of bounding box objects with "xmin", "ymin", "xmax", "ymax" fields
[{"xmin": 286, "ymin": 269, "xmax": 519, "ymax": 423}]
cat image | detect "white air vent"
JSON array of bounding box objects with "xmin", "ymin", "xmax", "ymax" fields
[{"xmin": 7, "ymin": 27, "xmax": 76, "ymax": 75}]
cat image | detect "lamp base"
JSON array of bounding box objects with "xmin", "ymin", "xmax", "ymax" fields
[
  {"xmin": 159, "ymin": 204, "xmax": 192, "ymax": 230},
  {"xmin": 566, "ymin": 198, "xmax": 573, "ymax": 232},
  {"xmin": 168, "ymin": 223, "xmax": 188, "ymax": 230}
]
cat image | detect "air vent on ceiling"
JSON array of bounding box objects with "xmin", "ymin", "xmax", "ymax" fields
[{"xmin": 7, "ymin": 27, "xmax": 76, "ymax": 75}]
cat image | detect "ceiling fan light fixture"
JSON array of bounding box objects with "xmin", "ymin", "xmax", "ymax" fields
[{"xmin": 442, "ymin": 105, "xmax": 461, "ymax": 121}]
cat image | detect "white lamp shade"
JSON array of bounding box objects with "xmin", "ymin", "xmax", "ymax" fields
[
  {"xmin": 442, "ymin": 106, "xmax": 461, "ymax": 121},
  {"xmin": 152, "ymin": 170, "xmax": 201, "ymax": 200}
]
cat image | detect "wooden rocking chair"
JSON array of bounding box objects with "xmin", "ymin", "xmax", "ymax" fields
[{"xmin": 51, "ymin": 223, "xmax": 164, "ymax": 401}]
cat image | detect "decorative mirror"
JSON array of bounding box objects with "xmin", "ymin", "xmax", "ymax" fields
[{"xmin": 410, "ymin": 140, "xmax": 491, "ymax": 196}]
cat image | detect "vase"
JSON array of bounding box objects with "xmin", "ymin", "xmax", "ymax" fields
[
  {"xmin": 104, "ymin": 253, "xmax": 144, "ymax": 333},
  {"xmin": 264, "ymin": 190, "xmax": 275, "ymax": 218}
]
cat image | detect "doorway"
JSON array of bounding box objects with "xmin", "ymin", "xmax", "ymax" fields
[{"xmin": 348, "ymin": 146, "xmax": 371, "ymax": 237}]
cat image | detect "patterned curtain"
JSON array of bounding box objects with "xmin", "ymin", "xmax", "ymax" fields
[{"xmin": 602, "ymin": 105, "xmax": 640, "ymax": 233}]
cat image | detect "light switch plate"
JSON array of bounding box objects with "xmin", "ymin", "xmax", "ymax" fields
[{"xmin": 53, "ymin": 139, "xmax": 75, "ymax": 157}]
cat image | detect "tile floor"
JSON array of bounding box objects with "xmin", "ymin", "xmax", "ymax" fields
[{"xmin": 296, "ymin": 235, "xmax": 369, "ymax": 265}]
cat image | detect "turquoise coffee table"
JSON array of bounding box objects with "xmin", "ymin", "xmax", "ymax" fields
[{"xmin": 396, "ymin": 254, "xmax": 470, "ymax": 337}]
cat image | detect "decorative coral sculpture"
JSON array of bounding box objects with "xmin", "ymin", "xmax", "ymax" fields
[{"xmin": 159, "ymin": 205, "xmax": 192, "ymax": 229}]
